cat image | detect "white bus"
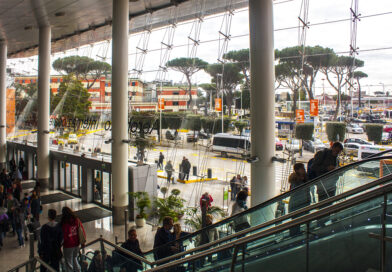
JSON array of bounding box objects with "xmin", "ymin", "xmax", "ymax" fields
[
  {"xmin": 358, "ymin": 145, "xmax": 392, "ymax": 160},
  {"xmin": 212, "ymin": 133, "xmax": 251, "ymax": 158}
]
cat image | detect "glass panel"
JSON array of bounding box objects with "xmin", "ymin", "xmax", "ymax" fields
[
  {"xmin": 145, "ymin": 156, "xmax": 392, "ymax": 262},
  {"xmin": 308, "ymin": 195, "xmax": 383, "ymax": 271},
  {"xmin": 71, "ymin": 164, "xmax": 79, "ymax": 195},
  {"xmin": 93, "ymin": 170, "xmax": 102, "ymax": 204},
  {"xmin": 386, "ymin": 193, "xmax": 392, "ymax": 270},
  {"xmin": 65, "ymin": 162, "xmax": 71, "ymax": 192},
  {"xmin": 59, "ymin": 161, "xmax": 65, "ymax": 190},
  {"xmin": 102, "ymin": 172, "xmax": 110, "ymax": 207}
]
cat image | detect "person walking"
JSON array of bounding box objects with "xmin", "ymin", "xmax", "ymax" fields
[
  {"xmin": 6, "ymin": 192, "xmax": 19, "ymax": 235},
  {"xmin": 18, "ymin": 158, "xmax": 25, "ymax": 178},
  {"xmin": 158, "ymin": 152, "xmax": 164, "ymax": 170},
  {"xmin": 153, "ymin": 216, "xmax": 175, "ymax": 261},
  {"xmin": 61, "ymin": 207, "xmax": 86, "ymax": 272},
  {"xmin": 231, "ymin": 190, "xmax": 250, "ymax": 232},
  {"xmin": 38, "ymin": 209, "xmax": 63, "ymax": 272},
  {"xmin": 199, "ymin": 192, "xmax": 213, "ymax": 209},
  {"xmin": 230, "ymin": 176, "xmax": 237, "ymax": 201},
  {"xmin": 14, "ymin": 206, "xmax": 26, "ymax": 248},
  {"xmin": 165, "ymin": 161, "xmax": 174, "ymax": 184}
]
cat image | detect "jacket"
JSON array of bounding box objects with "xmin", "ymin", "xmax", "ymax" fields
[
  {"xmin": 165, "ymin": 163, "xmax": 174, "ymax": 174},
  {"xmin": 120, "ymin": 239, "xmax": 143, "ymax": 265},
  {"xmin": 38, "ymin": 221, "xmax": 63, "ymax": 258},
  {"xmin": 30, "ymin": 197, "xmax": 41, "ymax": 216},
  {"xmin": 310, "ymin": 149, "xmax": 338, "ymax": 178},
  {"xmin": 62, "ymin": 218, "xmax": 85, "ymax": 248},
  {"xmin": 153, "ymin": 227, "xmax": 174, "ymax": 260}
]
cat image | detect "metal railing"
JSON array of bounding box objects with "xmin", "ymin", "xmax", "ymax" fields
[
  {"xmin": 144, "ymin": 154, "xmax": 392, "ymax": 258},
  {"xmin": 8, "ymin": 257, "xmax": 57, "ymax": 272},
  {"xmin": 145, "ymin": 182, "xmax": 392, "ymax": 272}
]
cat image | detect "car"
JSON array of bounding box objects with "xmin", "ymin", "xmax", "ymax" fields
[
  {"xmin": 67, "ymin": 134, "xmax": 78, "ymax": 144},
  {"xmin": 186, "ymin": 131, "xmax": 210, "ymax": 142},
  {"xmin": 165, "ymin": 130, "xmax": 181, "ymax": 141},
  {"xmin": 285, "ymin": 139, "xmax": 300, "ymax": 153},
  {"xmin": 303, "ymin": 139, "xmax": 325, "ymax": 153},
  {"xmin": 346, "ymin": 124, "xmax": 364, "ymax": 134},
  {"xmin": 275, "ymin": 137, "xmax": 283, "ymax": 151},
  {"xmin": 381, "ymin": 132, "xmax": 391, "ymax": 145},
  {"xmin": 384, "ymin": 125, "xmax": 392, "ymax": 133},
  {"xmin": 344, "ymin": 138, "xmax": 372, "ymax": 146},
  {"xmin": 344, "ymin": 142, "xmax": 372, "ymax": 157}
]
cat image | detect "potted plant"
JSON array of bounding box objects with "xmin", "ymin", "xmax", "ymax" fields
[
  {"xmin": 129, "ymin": 192, "xmax": 151, "ymax": 227},
  {"xmin": 152, "ymin": 189, "xmax": 186, "ymax": 222}
]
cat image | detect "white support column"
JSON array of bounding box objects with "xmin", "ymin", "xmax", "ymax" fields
[
  {"xmin": 249, "ymin": 0, "xmax": 276, "ymax": 206},
  {"xmin": 112, "ymin": 0, "xmax": 129, "ymax": 225},
  {"xmin": 37, "ymin": 26, "xmax": 51, "ymax": 190},
  {"xmin": 0, "ymin": 41, "xmax": 6, "ymax": 170}
]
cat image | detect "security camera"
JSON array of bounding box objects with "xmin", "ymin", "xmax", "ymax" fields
[
  {"xmin": 246, "ymin": 156, "xmax": 259, "ymax": 163},
  {"xmin": 271, "ymin": 156, "xmax": 286, "ymax": 163}
]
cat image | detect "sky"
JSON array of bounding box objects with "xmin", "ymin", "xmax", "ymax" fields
[{"xmin": 7, "ymin": 0, "xmax": 392, "ymax": 96}]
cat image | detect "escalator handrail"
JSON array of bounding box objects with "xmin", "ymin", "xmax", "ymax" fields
[
  {"xmin": 145, "ymin": 154, "xmax": 392, "ymax": 256},
  {"xmin": 152, "ymin": 172, "xmax": 392, "ymax": 265},
  {"xmin": 367, "ymin": 148, "xmax": 392, "ymax": 158},
  {"xmin": 144, "ymin": 181, "xmax": 392, "ymax": 272},
  {"xmin": 7, "ymin": 257, "xmax": 57, "ymax": 272},
  {"xmin": 81, "ymin": 237, "xmax": 154, "ymax": 266}
]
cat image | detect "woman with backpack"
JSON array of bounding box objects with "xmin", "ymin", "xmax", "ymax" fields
[{"xmin": 61, "ymin": 207, "xmax": 86, "ymax": 272}]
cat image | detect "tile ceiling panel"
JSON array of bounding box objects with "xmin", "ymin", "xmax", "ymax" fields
[{"xmin": 0, "ymin": 0, "xmax": 248, "ymax": 58}]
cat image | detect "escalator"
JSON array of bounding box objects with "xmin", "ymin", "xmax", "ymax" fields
[
  {"xmin": 147, "ymin": 181, "xmax": 392, "ymax": 272},
  {"xmin": 143, "ymin": 155, "xmax": 392, "ymax": 264}
]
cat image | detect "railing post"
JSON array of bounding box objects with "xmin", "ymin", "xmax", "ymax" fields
[
  {"xmin": 381, "ymin": 194, "xmax": 387, "ymax": 272},
  {"xmin": 100, "ymin": 235, "xmax": 104, "ymax": 255},
  {"xmin": 115, "ymin": 235, "xmax": 118, "ymax": 245},
  {"xmin": 29, "ymin": 233, "xmax": 35, "ymax": 271},
  {"xmin": 306, "ymin": 222, "xmax": 310, "ymax": 272},
  {"xmin": 124, "ymin": 209, "xmax": 128, "ymax": 241}
]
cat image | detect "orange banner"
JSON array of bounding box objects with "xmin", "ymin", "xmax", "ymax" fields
[
  {"xmin": 310, "ymin": 99, "xmax": 319, "ymax": 117},
  {"xmin": 158, "ymin": 98, "xmax": 165, "ymax": 110},
  {"xmin": 215, "ymin": 98, "xmax": 222, "ymax": 112},
  {"xmin": 296, "ymin": 109, "xmax": 305, "ymax": 123}
]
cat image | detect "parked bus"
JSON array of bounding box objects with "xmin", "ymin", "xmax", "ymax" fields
[{"xmin": 212, "ymin": 133, "xmax": 250, "ymax": 158}]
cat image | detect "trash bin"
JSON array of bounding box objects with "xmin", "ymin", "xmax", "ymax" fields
[{"xmin": 207, "ymin": 168, "xmax": 212, "ymax": 179}]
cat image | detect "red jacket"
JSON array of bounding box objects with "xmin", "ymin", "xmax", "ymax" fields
[
  {"xmin": 200, "ymin": 195, "xmax": 213, "ymax": 208},
  {"xmin": 62, "ymin": 218, "xmax": 85, "ymax": 248}
]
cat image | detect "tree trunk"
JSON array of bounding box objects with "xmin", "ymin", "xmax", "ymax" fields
[
  {"xmin": 333, "ymin": 89, "xmax": 340, "ymax": 120},
  {"xmin": 292, "ymin": 88, "xmax": 298, "ymax": 121},
  {"xmin": 186, "ymin": 75, "xmax": 192, "ymax": 110},
  {"xmin": 357, "ymin": 78, "xmax": 361, "ymax": 109}
]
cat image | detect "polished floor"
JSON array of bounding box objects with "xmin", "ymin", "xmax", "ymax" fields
[{"xmin": 0, "ymin": 188, "xmax": 155, "ymax": 271}]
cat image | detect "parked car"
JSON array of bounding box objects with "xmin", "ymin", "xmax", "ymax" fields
[
  {"xmin": 67, "ymin": 134, "xmax": 78, "ymax": 144},
  {"xmin": 384, "ymin": 125, "xmax": 392, "ymax": 133},
  {"xmin": 275, "ymin": 137, "xmax": 283, "ymax": 151},
  {"xmin": 165, "ymin": 130, "xmax": 181, "ymax": 141},
  {"xmin": 344, "ymin": 142, "xmax": 362, "ymax": 157},
  {"xmin": 381, "ymin": 132, "xmax": 392, "ymax": 145},
  {"xmin": 303, "ymin": 139, "xmax": 325, "ymax": 153},
  {"xmin": 346, "ymin": 124, "xmax": 364, "ymax": 134},
  {"xmin": 344, "ymin": 138, "xmax": 372, "ymax": 146},
  {"xmin": 186, "ymin": 131, "xmax": 209, "ymax": 142},
  {"xmin": 285, "ymin": 139, "xmax": 300, "ymax": 153}
]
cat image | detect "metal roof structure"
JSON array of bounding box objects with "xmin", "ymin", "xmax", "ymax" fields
[{"xmin": 0, "ymin": 0, "xmax": 248, "ymax": 58}]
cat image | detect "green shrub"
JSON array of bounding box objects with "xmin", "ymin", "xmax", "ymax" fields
[
  {"xmin": 326, "ymin": 122, "xmax": 346, "ymax": 142},
  {"xmin": 295, "ymin": 123, "xmax": 314, "ymax": 141},
  {"xmin": 233, "ymin": 121, "xmax": 248, "ymax": 135},
  {"xmin": 201, "ymin": 117, "xmax": 230, "ymax": 134},
  {"xmin": 365, "ymin": 124, "xmax": 384, "ymax": 143},
  {"xmin": 185, "ymin": 115, "xmax": 202, "ymax": 132}
]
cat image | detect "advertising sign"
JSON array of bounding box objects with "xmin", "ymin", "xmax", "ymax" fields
[{"xmin": 296, "ymin": 109, "xmax": 305, "ymax": 123}]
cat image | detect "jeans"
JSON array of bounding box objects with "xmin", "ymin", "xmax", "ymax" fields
[
  {"xmin": 16, "ymin": 227, "xmax": 24, "ymax": 246},
  {"xmin": 63, "ymin": 246, "xmax": 81, "ymax": 272},
  {"xmin": 167, "ymin": 173, "xmax": 172, "ymax": 183},
  {"xmin": 40, "ymin": 254, "xmax": 61, "ymax": 272}
]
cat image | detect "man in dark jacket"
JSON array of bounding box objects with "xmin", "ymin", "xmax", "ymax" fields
[
  {"xmin": 153, "ymin": 216, "xmax": 174, "ymax": 261},
  {"xmin": 310, "ymin": 142, "xmax": 343, "ymax": 202},
  {"xmin": 183, "ymin": 158, "xmax": 191, "ymax": 181},
  {"xmin": 38, "ymin": 209, "xmax": 63, "ymax": 272},
  {"xmin": 158, "ymin": 152, "xmax": 164, "ymax": 170},
  {"xmin": 118, "ymin": 229, "xmax": 144, "ymax": 272}
]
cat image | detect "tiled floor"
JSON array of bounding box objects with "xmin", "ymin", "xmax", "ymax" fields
[{"xmin": 0, "ymin": 188, "xmax": 155, "ymax": 271}]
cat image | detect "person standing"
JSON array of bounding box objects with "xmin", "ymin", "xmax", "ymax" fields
[
  {"xmin": 199, "ymin": 192, "xmax": 213, "ymax": 209},
  {"xmin": 183, "ymin": 158, "xmax": 191, "ymax": 181},
  {"xmin": 308, "ymin": 142, "xmax": 343, "ymax": 202},
  {"xmin": 172, "ymin": 223, "xmax": 190, "ymax": 253},
  {"xmin": 165, "ymin": 161, "xmax": 174, "ymax": 184},
  {"xmin": 18, "ymin": 158, "xmax": 25, "ymax": 178},
  {"xmin": 231, "ymin": 190, "xmax": 250, "ymax": 232},
  {"xmin": 118, "ymin": 229, "xmax": 144, "ymax": 272},
  {"xmin": 6, "ymin": 193, "xmax": 19, "ymax": 235},
  {"xmin": 14, "ymin": 207, "xmax": 26, "ymax": 248},
  {"xmin": 288, "ymin": 163, "xmax": 311, "ymax": 236},
  {"xmin": 38, "ymin": 209, "xmax": 63, "ymax": 272},
  {"xmin": 158, "ymin": 152, "xmax": 164, "ymax": 170},
  {"xmin": 153, "ymin": 216, "xmax": 175, "ymax": 261},
  {"xmin": 61, "ymin": 207, "xmax": 86, "ymax": 272},
  {"xmin": 0, "ymin": 207, "xmax": 9, "ymax": 250},
  {"xmin": 230, "ymin": 176, "xmax": 237, "ymax": 201},
  {"xmin": 30, "ymin": 189, "xmax": 41, "ymax": 222}
]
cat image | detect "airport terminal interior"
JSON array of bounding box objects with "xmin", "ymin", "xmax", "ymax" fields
[{"xmin": 1, "ymin": 0, "xmax": 392, "ymax": 271}]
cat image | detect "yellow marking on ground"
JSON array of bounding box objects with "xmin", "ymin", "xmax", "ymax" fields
[
  {"xmin": 160, "ymin": 150, "xmax": 165, "ymax": 152},
  {"xmin": 157, "ymin": 174, "xmax": 217, "ymax": 184},
  {"xmin": 153, "ymin": 149, "xmax": 157, "ymax": 151},
  {"xmin": 7, "ymin": 130, "xmax": 38, "ymax": 139},
  {"xmin": 212, "ymin": 157, "xmax": 217, "ymax": 159},
  {"xmin": 191, "ymin": 153, "xmax": 198, "ymax": 156},
  {"xmin": 77, "ymin": 128, "xmax": 104, "ymax": 137},
  {"xmin": 221, "ymin": 158, "xmax": 227, "ymax": 161}
]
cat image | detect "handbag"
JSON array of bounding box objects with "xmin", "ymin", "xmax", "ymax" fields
[{"xmin": 78, "ymin": 220, "xmax": 86, "ymax": 245}]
